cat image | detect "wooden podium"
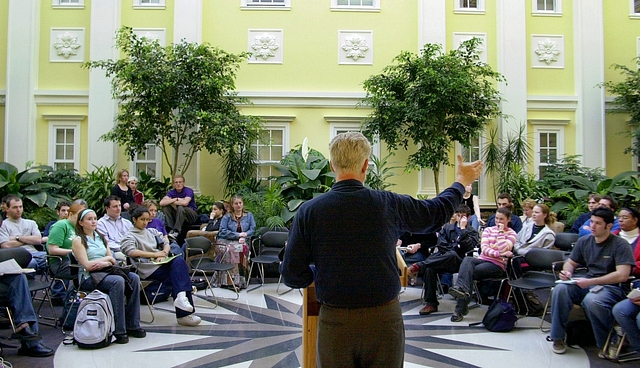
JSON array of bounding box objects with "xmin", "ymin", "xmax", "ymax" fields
[{"xmin": 301, "ymin": 249, "xmax": 408, "ymax": 367}]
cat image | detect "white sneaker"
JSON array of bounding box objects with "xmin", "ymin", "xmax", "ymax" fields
[
  {"xmin": 177, "ymin": 314, "xmax": 201, "ymax": 327},
  {"xmin": 173, "ymin": 295, "xmax": 194, "ymax": 312}
]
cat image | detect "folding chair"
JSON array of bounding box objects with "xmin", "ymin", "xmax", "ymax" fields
[
  {"xmin": 186, "ymin": 236, "xmax": 238, "ymax": 307},
  {"xmin": 128, "ymin": 256, "xmax": 163, "ymax": 324},
  {"xmin": 553, "ymin": 232, "xmax": 579, "ymax": 252},
  {"xmin": 247, "ymin": 231, "xmax": 288, "ymax": 293},
  {"xmin": 603, "ymin": 326, "xmax": 640, "ymax": 363},
  {"xmin": 507, "ymin": 248, "xmax": 565, "ymax": 331}
]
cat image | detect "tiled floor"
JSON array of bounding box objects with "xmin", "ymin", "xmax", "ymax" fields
[{"xmin": 49, "ymin": 284, "xmax": 604, "ymax": 368}]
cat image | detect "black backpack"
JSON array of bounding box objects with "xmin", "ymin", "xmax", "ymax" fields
[{"xmin": 471, "ymin": 298, "xmax": 518, "ymax": 332}]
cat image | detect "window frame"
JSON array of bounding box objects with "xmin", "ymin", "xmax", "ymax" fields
[
  {"xmin": 52, "ymin": 0, "xmax": 84, "ymax": 9},
  {"xmin": 49, "ymin": 123, "xmax": 80, "ymax": 171},
  {"xmin": 331, "ymin": 0, "xmax": 381, "ymax": 12},
  {"xmin": 534, "ymin": 126, "xmax": 564, "ymax": 179},
  {"xmin": 454, "ymin": 0, "xmax": 485, "ymax": 14},
  {"xmin": 532, "ymin": 0, "xmax": 562, "ymax": 16},
  {"xmin": 328, "ymin": 121, "xmax": 380, "ymax": 160},
  {"xmin": 133, "ymin": 0, "xmax": 166, "ymax": 10},
  {"xmin": 241, "ymin": 0, "xmax": 291, "ymax": 10},
  {"xmin": 131, "ymin": 143, "xmax": 162, "ymax": 179},
  {"xmin": 632, "ymin": 0, "xmax": 640, "ymax": 17},
  {"xmin": 252, "ymin": 124, "xmax": 290, "ymax": 183}
]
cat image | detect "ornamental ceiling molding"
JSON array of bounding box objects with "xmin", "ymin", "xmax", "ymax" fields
[
  {"xmin": 248, "ymin": 29, "xmax": 283, "ymax": 64},
  {"xmin": 338, "ymin": 30, "xmax": 373, "ymax": 65},
  {"xmin": 50, "ymin": 28, "xmax": 85, "ymax": 62},
  {"xmin": 531, "ymin": 34, "xmax": 564, "ymax": 69}
]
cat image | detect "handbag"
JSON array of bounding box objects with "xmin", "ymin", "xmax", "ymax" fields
[{"xmin": 470, "ymin": 297, "xmax": 518, "ymax": 332}]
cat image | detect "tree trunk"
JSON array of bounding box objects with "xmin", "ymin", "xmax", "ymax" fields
[{"xmin": 433, "ymin": 166, "xmax": 440, "ymax": 194}]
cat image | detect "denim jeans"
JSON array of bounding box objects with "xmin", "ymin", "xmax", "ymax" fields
[
  {"xmin": 148, "ymin": 257, "xmax": 195, "ymax": 319},
  {"xmin": 550, "ymin": 283, "xmax": 626, "ymax": 348},
  {"xmin": 469, "ymin": 214, "xmax": 480, "ymax": 231},
  {"xmin": 613, "ymin": 298, "xmax": 640, "ymax": 354},
  {"xmin": 84, "ymin": 273, "xmax": 141, "ymax": 335},
  {"xmin": 3, "ymin": 274, "xmax": 42, "ymax": 348},
  {"xmin": 454, "ymin": 257, "xmax": 505, "ymax": 314},
  {"xmin": 401, "ymin": 250, "xmax": 426, "ymax": 267},
  {"xmin": 27, "ymin": 251, "xmax": 47, "ymax": 273}
]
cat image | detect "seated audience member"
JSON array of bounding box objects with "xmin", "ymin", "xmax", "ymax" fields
[
  {"xmin": 578, "ymin": 195, "xmax": 620, "ymax": 237},
  {"xmin": 398, "ymin": 232, "xmax": 437, "ymax": 267},
  {"xmin": 407, "ymin": 204, "xmax": 479, "ymax": 315},
  {"xmin": 519, "ymin": 198, "xmax": 536, "ymax": 227},
  {"xmin": 218, "ymin": 194, "xmax": 256, "ymax": 241},
  {"xmin": 128, "ymin": 176, "xmax": 144, "ymax": 205},
  {"xmin": 121, "ymin": 207, "xmax": 201, "ymax": 327},
  {"xmin": 72, "ymin": 208, "xmax": 146, "ymax": 344},
  {"xmin": 462, "ymin": 184, "xmax": 484, "ymax": 230},
  {"xmin": 160, "ymin": 175, "xmax": 198, "ymax": 240},
  {"xmin": 186, "ymin": 201, "xmax": 226, "ymax": 242},
  {"xmin": 111, "ymin": 169, "xmax": 134, "ymax": 212},
  {"xmin": 41, "ymin": 200, "xmax": 71, "ymax": 243},
  {"xmin": 449, "ymin": 207, "xmax": 516, "ymax": 322},
  {"xmin": 611, "ymin": 207, "xmax": 640, "ymax": 359},
  {"xmin": 1, "ymin": 273, "xmax": 54, "ymax": 357},
  {"xmin": 550, "ymin": 207, "xmax": 634, "ymax": 355},
  {"xmin": 45, "ymin": 203, "xmax": 86, "ymax": 303},
  {"xmin": 570, "ymin": 194, "xmax": 602, "ymax": 234},
  {"xmin": 143, "ymin": 199, "xmax": 184, "ymax": 257},
  {"xmin": 485, "ymin": 193, "xmax": 523, "ymax": 234},
  {"xmin": 514, "ymin": 203, "xmax": 556, "ymax": 256},
  {"xmin": 96, "ymin": 196, "xmax": 132, "ymax": 262},
  {"xmin": 0, "ymin": 195, "xmax": 45, "ymax": 271}
]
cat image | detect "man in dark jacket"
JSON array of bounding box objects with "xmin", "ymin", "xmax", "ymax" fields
[
  {"xmin": 281, "ymin": 132, "xmax": 483, "ymax": 368},
  {"xmin": 408, "ymin": 204, "xmax": 479, "ymax": 315}
]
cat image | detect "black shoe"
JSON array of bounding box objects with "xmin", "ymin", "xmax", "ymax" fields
[
  {"xmin": 448, "ymin": 286, "xmax": 469, "ymax": 300},
  {"xmin": 127, "ymin": 328, "xmax": 146, "ymax": 338},
  {"xmin": 450, "ymin": 312, "xmax": 464, "ymax": 322},
  {"xmin": 11, "ymin": 325, "xmax": 41, "ymax": 341},
  {"xmin": 113, "ymin": 334, "xmax": 129, "ymax": 344},
  {"xmin": 18, "ymin": 342, "xmax": 54, "ymax": 357}
]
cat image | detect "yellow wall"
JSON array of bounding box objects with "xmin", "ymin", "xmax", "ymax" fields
[
  {"xmin": 38, "ymin": 1, "xmax": 91, "ymax": 90},
  {"xmin": 121, "ymin": 0, "xmax": 175, "ymax": 45},
  {"xmin": 205, "ymin": 1, "xmax": 418, "ymax": 92},
  {"xmin": 446, "ymin": 0, "xmax": 497, "ymax": 68},
  {"xmin": 526, "ymin": 0, "xmax": 575, "ymax": 96},
  {"xmin": 603, "ymin": 1, "xmax": 640, "ymax": 87},
  {"xmin": 0, "ymin": 1, "xmax": 8, "ymax": 91},
  {"xmin": 35, "ymin": 105, "xmax": 89, "ymax": 171}
]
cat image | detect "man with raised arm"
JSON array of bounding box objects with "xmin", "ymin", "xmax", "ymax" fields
[{"xmin": 281, "ymin": 132, "xmax": 483, "ymax": 368}]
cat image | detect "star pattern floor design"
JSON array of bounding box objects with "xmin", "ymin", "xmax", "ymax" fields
[{"xmin": 54, "ymin": 285, "xmax": 590, "ymax": 368}]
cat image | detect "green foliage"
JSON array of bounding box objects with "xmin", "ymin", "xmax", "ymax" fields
[
  {"xmin": 482, "ymin": 124, "xmax": 532, "ymax": 203},
  {"xmin": 195, "ymin": 194, "xmax": 217, "ymax": 214},
  {"xmin": 29, "ymin": 206, "xmax": 58, "ymax": 231},
  {"xmin": 365, "ymin": 152, "xmax": 401, "ymax": 191},
  {"xmin": 537, "ymin": 155, "xmax": 605, "ymax": 197},
  {"xmin": 274, "ymin": 144, "xmax": 335, "ymax": 224},
  {"xmin": 77, "ymin": 165, "xmax": 116, "ymax": 217},
  {"xmin": 222, "ymin": 142, "xmax": 257, "ymax": 198},
  {"xmin": 496, "ymin": 163, "xmax": 543, "ymax": 214},
  {"xmin": 552, "ymin": 171, "xmax": 640, "ymax": 209},
  {"xmin": 0, "ymin": 162, "xmax": 68, "ymax": 213},
  {"xmin": 239, "ymin": 184, "xmax": 286, "ymax": 229},
  {"xmin": 362, "ymin": 38, "xmax": 505, "ymax": 193},
  {"xmin": 603, "ymin": 59, "xmax": 640, "ymax": 157},
  {"xmin": 137, "ymin": 171, "xmax": 172, "ymax": 201},
  {"xmin": 44, "ymin": 168, "xmax": 84, "ymax": 199},
  {"xmin": 84, "ymin": 26, "xmax": 262, "ymax": 177}
]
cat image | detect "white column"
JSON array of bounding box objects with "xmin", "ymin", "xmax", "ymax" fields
[
  {"xmin": 574, "ymin": 0, "xmax": 606, "ymax": 169},
  {"xmin": 87, "ymin": 0, "xmax": 121, "ymax": 168},
  {"xmin": 417, "ymin": 0, "xmax": 447, "ymax": 195},
  {"xmin": 496, "ymin": 0, "xmax": 527, "ymax": 136},
  {"xmin": 4, "ymin": 0, "xmax": 40, "ymax": 168},
  {"xmin": 174, "ymin": 0, "xmax": 202, "ymax": 191},
  {"xmin": 418, "ymin": 0, "xmax": 446, "ymax": 49}
]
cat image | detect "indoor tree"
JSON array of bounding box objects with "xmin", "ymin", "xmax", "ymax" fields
[
  {"xmin": 603, "ymin": 58, "xmax": 640, "ymax": 158},
  {"xmin": 361, "ymin": 38, "xmax": 505, "ymax": 193},
  {"xmin": 84, "ymin": 26, "xmax": 262, "ymax": 178}
]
